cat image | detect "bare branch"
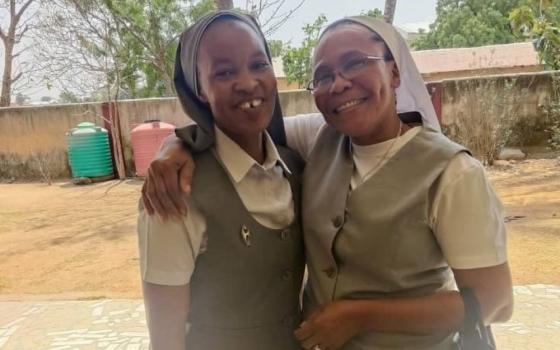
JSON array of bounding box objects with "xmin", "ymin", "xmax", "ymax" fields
[
  {"xmin": 11, "ymin": 71, "xmax": 23, "ymax": 83},
  {"xmin": 263, "ymin": 2, "xmax": 305, "ymax": 36},
  {"xmin": 243, "ymin": 0, "xmax": 306, "ymax": 37},
  {"xmin": 14, "ymin": 0, "xmax": 36, "ymax": 23},
  {"xmin": 14, "ymin": 24, "xmax": 29, "ymax": 43},
  {"xmin": 10, "ymin": 0, "xmax": 16, "ymax": 19}
]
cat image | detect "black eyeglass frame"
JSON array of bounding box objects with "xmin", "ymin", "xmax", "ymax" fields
[{"xmin": 306, "ymin": 55, "xmax": 387, "ymax": 94}]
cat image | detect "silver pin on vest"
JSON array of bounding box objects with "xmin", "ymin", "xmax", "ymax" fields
[{"xmin": 240, "ymin": 225, "xmax": 252, "ymax": 247}]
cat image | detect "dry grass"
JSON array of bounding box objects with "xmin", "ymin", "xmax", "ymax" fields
[{"xmin": 0, "ymin": 159, "xmax": 558, "ymax": 301}]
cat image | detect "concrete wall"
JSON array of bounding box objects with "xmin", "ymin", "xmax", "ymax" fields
[
  {"xmin": 277, "ymin": 77, "xmax": 300, "ymax": 91},
  {"xmin": 1, "ymin": 71, "xmax": 557, "ymax": 180},
  {"xmin": 115, "ymin": 98, "xmax": 192, "ymax": 177},
  {"xmin": 0, "ymin": 92, "xmax": 318, "ymax": 180},
  {"xmin": 441, "ymin": 71, "xmax": 559, "ymax": 146},
  {"xmin": 278, "ymin": 89, "xmax": 318, "ymax": 117},
  {"xmin": 0, "ymin": 103, "xmax": 103, "ymax": 179}
]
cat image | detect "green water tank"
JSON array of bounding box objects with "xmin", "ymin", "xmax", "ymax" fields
[{"xmin": 66, "ymin": 122, "xmax": 114, "ymax": 178}]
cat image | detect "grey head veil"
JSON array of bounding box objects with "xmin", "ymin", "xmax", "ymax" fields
[
  {"xmin": 321, "ymin": 16, "xmax": 441, "ymax": 131},
  {"xmin": 174, "ymin": 10, "xmax": 287, "ymax": 152}
]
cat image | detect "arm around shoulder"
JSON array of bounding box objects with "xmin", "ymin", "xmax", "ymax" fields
[
  {"xmin": 284, "ymin": 113, "xmax": 325, "ymax": 161},
  {"xmin": 142, "ymin": 133, "xmax": 195, "ymax": 220}
]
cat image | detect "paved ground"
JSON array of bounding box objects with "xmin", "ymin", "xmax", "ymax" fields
[{"xmin": 0, "ymin": 285, "xmax": 558, "ymax": 350}]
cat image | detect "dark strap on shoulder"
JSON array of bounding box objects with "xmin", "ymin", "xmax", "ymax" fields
[
  {"xmin": 398, "ymin": 111, "xmax": 423, "ymax": 124},
  {"xmin": 458, "ymin": 288, "xmax": 496, "ymax": 350}
]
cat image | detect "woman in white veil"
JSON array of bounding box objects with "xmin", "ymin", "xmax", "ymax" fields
[{"xmin": 292, "ymin": 16, "xmax": 512, "ymax": 350}]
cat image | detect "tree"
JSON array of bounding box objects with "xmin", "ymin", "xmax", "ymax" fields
[
  {"xmin": 413, "ymin": 0, "xmax": 524, "ymax": 49},
  {"xmin": 59, "ymin": 90, "xmax": 80, "ymax": 103},
  {"xmin": 362, "ymin": 8, "xmax": 383, "ymax": 19},
  {"xmin": 190, "ymin": 0, "xmax": 216, "ymax": 21},
  {"xmin": 103, "ymin": 0, "xmax": 211, "ymax": 96},
  {"xmin": 0, "ymin": 0, "xmax": 38, "ymax": 106},
  {"xmin": 384, "ymin": 0, "xmax": 397, "ymax": 24},
  {"xmin": 267, "ymin": 39, "xmax": 284, "ymax": 58},
  {"xmin": 510, "ymin": 0, "xmax": 560, "ymax": 70},
  {"xmin": 280, "ymin": 8, "xmax": 383, "ymax": 88},
  {"xmin": 15, "ymin": 91, "xmax": 28, "ymax": 104},
  {"xmin": 244, "ymin": 0, "xmax": 306, "ymax": 36},
  {"xmin": 35, "ymin": 0, "xmax": 213, "ymax": 99},
  {"xmin": 35, "ymin": 0, "xmax": 305, "ymax": 100},
  {"xmin": 213, "ymin": 0, "xmax": 307, "ymax": 36},
  {"xmin": 34, "ymin": 1, "xmax": 127, "ymax": 99},
  {"xmin": 214, "ymin": 0, "xmax": 232, "ymax": 10},
  {"xmin": 281, "ymin": 14, "xmax": 327, "ymax": 88}
]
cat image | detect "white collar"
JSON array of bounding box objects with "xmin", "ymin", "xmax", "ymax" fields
[
  {"xmin": 351, "ymin": 126, "xmax": 421, "ymax": 157},
  {"xmin": 214, "ymin": 126, "xmax": 291, "ymax": 183}
]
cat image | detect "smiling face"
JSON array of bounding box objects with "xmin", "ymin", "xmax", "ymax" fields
[
  {"xmin": 312, "ymin": 23, "xmax": 401, "ymax": 143},
  {"xmin": 196, "ymin": 19, "xmax": 277, "ymax": 140}
]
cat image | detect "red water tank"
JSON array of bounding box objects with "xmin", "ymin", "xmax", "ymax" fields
[{"xmin": 131, "ymin": 120, "xmax": 175, "ymax": 177}]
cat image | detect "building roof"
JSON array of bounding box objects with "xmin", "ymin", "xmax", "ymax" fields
[{"xmin": 411, "ymin": 42, "xmax": 540, "ymax": 75}]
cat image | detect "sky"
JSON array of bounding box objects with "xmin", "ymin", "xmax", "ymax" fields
[
  {"xmin": 1, "ymin": 0, "xmax": 438, "ymax": 102},
  {"xmin": 261, "ymin": 0, "xmax": 438, "ymax": 44}
]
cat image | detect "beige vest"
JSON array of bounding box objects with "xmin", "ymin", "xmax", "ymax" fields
[
  {"xmin": 186, "ymin": 147, "xmax": 305, "ymax": 350},
  {"xmin": 302, "ymin": 125, "xmax": 467, "ymax": 350}
]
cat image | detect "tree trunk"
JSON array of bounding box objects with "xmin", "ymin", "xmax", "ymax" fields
[
  {"xmin": 215, "ymin": 0, "xmax": 234, "ymax": 10},
  {"xmin": 0, "ymin": 0, "xmax": 36, "ymax": 107},
  {"xmin": 0, "ymin": 40, "xmax": 14, "ymax": 107},
  {"xmin": 384, "ymin": 0, "xmax": 397, "ymax": 24}
]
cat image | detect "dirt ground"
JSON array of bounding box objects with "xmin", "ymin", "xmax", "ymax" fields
[{"xmin": 0, "ymin": 159, "xmax": 559, "ymax": 301}]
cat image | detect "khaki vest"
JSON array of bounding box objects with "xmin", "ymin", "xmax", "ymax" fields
[
  {"xmin": 186, "ymin": 147, "xmax": 305, "ymax": 350},
  {"xmin": 302, "ymin": 126, "xmax": 467, "ymax": 350}
]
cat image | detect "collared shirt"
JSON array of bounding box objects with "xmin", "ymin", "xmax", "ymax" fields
[
  {"xmin": 138, "ymin": 126, "xmax": 294, "ymax": 286},
  {"xmin": 285, "ymin": 113, "xmax": 507, "ymax": 270}
]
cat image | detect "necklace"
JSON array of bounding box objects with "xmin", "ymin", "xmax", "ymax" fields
[{"xmin": 354, "ymin": 120, "xmax": 403, "ymax": 188}]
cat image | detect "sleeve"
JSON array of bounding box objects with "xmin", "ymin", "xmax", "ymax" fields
[
  {"xmin": 137, "ymin": 202, "xmax": 206, "ymax": 286},
  {"xmin": 284, "ymin": 113, "xmax": 326, "ymax": 161},
  {"xmin": 431, "ymin": 153, "xmax": 508, "ymax": 269}
]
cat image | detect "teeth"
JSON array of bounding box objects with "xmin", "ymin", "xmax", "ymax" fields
[
  {"xmin": 239, "ymin": 99, "xmax": 263, "ymax": 110},
  {"xmin": 336, "ymin": 99, "xmax": 363, "ymax": 113}
]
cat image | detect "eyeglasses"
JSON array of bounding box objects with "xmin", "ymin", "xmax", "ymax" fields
[{"xmin": 306, "ymin": 55, "xmax": 386, "ymax": 94}]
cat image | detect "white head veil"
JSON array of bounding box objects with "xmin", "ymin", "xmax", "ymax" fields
[{"xmin": 320, "ymin": 16, "xmax": 441, "ymax": 131}]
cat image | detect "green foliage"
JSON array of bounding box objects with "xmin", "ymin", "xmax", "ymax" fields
[
  {"xmin": 59, "ymin": 90, "xmax": 81, "ymax": 103},
  {"xmin": 542, "ymin": 75, "xmax": 560, "ymax": 151},
  {"xmin": 413, "ymin": 0, "xmax": 523, "ymax": 49},
  {"xmin": 510, "ymin": 0, "xmax": 560, "ymax": 70},
  {"xmin": 15, "ymin": 93, "xmax": 29, "ymax": 105},
  {"xmin": 61, "ymin": 0, "xmax": 216, "ymax": 99},
  {"xmin": 443, "ymin": 77, "xmax": 520, "ymax": 165},
  {"xmin": 279, "ymin": 8, "xmax": 383, "ymax": 88},
  {"xmin": 102, "ymin": 0, "xmax": 197, "ymax": 97},
  {"xmin": 549, "ymin": 119, "xmax": 560, "ymax": 151},
  {"xmin": 281, "ymin": 14, "xmax": 327, "ymax": 88},
  {"xmin": 267, "ymin": 39, "xmax": 284, "ymax": 58},
  {"xmin": 189, "ymin": 0, "xmax": 216, "ymax": 21},
  {"xmin": 361, "ymin": 8, "xmax": 383, "ymax": 19}
]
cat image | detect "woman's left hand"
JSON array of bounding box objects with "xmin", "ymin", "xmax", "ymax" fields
[{"xmin": 295, "ymin": 300, "xmax": 362, "ymax": 350}]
